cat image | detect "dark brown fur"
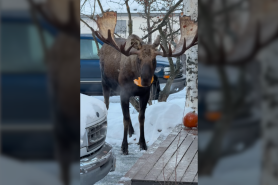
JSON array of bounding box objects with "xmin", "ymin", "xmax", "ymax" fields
[{"xmin": 99, "ymin": 35, "xmax": 159, "ymax": 154}]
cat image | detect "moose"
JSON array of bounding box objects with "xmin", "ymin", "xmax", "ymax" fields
[{"xmin": 91, "ymin": 11, "xmax": 198, "ymax": 154}]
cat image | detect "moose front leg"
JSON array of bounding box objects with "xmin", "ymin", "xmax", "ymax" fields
[
  {"xmin": 102, "ymin": 82, "xmax": 110, "ymax": 110},
  {"xmin": 138, "ymin": 92, "xmax": 150, "ymax": 150},
  {"xmin": 120, "ymin": 94, "xmax": 131, "ymax": 155}
]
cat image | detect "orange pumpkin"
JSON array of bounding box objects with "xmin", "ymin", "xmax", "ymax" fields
[
  {"xmin": 205, "ymin": 111, "xmax": 221, "ymax": 122},
  {"xmin": 183, "ymin": 111, "xmax": 198, "ymax": 128},
  {"xmin": 134, "ymin": 76, "xmax": 154, "ymax": 87}
]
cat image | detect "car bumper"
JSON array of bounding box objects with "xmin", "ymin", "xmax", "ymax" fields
[
  {"xmin": 80, "ymin": 143, "xmax": 116, "ymax": 185},
  {"xmin": 159, "ymin": 74, "xmax": 186, "ymax": 94}
]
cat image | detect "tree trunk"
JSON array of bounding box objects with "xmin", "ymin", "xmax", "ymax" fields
[
  {"xmin": 125, "ymin": 0, "xmax": 133, "ymax": 36},
  {"xmin": 183, "ymin": 0, "xmax": 198, "ymax": 112},
  {"xmin": 145, "ymin": 1, "xmax": 152, "ymax": 44},
  {"xmin": 157, "ymin": 26, "xmax": 177, "ymax": 102},
  {"xmin": 130, "ymin": 96, "xmax": 140, "ymax": 112},
  {"xmin": 199, "ymin": 65, "xmax": 233, "ymax": 175}
]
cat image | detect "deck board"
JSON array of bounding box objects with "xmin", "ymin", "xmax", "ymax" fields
[
  {"xmin": 132, "ymin": 130, "xmax": 181, "ymax": 180},
  {"xmin": 118, "ymin": 125, "xmax": 198, "ymax": 185},
  {"xmin": 156, "ymin": 134, "xmax": 195, "ymax": 182},
  {"xmin": 180, "ymin": 152, "xmax": 198, "ymax": 183},
  {"xmin": 143, "ymin": 131, "xmax": 188, "ymax": 181},
  {"xmin": 193, "ymin": 174, "xmax": 198, "ymax": 182},
  {"xmin": 168, "ymin": 137, "xmax": 198, "ymax": 182}
]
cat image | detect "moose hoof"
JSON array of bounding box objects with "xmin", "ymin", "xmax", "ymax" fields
[
  {"xmin": 139, "ymin": 140, "xmax": 147, "ymax": 151},
  {"xmin": 121, "ymin": 143, "xmax": 129, "ymax": 155}
]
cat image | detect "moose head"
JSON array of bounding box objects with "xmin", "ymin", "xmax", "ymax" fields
[{"xmin": 91, "ymin": 11, "xmax": 198, "ymax": 87}]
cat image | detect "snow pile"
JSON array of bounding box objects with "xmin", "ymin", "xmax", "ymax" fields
[
  {"xmin": 119, "ymin": 177, "xmax": 131, "ymax": 182},
  {"xmin": 104, "ymin": 89, "xmax": 193, "ymax": 146}
]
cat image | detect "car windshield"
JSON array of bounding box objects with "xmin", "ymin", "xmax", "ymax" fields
[
  {"xmin": 1, "ymin": 22, "xmax": 54, "ymax": 73},
  {"xmin": 80, "ymin": 39, "xmax": 101, "ymax": 60}
]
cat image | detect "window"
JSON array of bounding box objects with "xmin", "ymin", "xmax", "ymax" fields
[
  {"xmin": 1, "ymin": 22, "xmax": 54, "ymax": 73},
  {"xmin": 115, "ymin": 20, "xmax": 127, "ymax": 34},
  {"xmin": 80, "ymin": 39, "xmax": 102, "ymax": 59}
]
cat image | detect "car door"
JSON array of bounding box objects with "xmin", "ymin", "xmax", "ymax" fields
[
  {"xmin": 1, "ymin": 15, "xmax": 55, "ymax": 159},
  {"xmin": 80, "ymin": 38, "xmax": 103, "ymax": 95}
]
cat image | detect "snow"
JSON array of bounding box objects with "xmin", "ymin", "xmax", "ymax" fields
[
  {"xmin": 199, "ymin": 140, "xmax": 261, "ymax": 185},
  {"xmin": 94, "ymin": 88, "xmax": 192, "ymax": 146},
  {"xmin": 80, "ymin": 94, "xmax": 107, "ymax": 141},
  {"xmin": 119, "ymin": 177, "xmax": 131, "ymax": 181},
  {"xmin": 93, "ymin": 88, "xmax": 192, "ymax": 184},
  {"xmin": 105, "ymin": 102, "xmax": 181, "ymax": 145},
  {"xmin": 0, "ymin": 156, "xmax": 62, "ymax": 185}
]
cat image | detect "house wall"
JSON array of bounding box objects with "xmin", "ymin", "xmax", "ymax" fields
[{"xmin": 80, "ymin": 13, "xmax": 180, "ymax": 42}]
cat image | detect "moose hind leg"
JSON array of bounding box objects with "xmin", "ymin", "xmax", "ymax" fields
[
  {"xmin": 138, "ymin": 93, "xmax": 150, "ymax": 151},
  {"xmin": 120, "ymin": 94, "xmax": 131, "ymax": 155},
  {"xmin": 129, "ymin": 122, "xmax": 135, "ymax": 137},
  {"xmin": 129, "ymin": 106, "xmax": 135, "ymax": 137},
  {"xmin": 102, "ymin": 83, "xmax": 110, "ymax": 110}
]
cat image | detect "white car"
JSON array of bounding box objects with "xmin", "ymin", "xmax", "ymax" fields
[{"xmin": 80, "ymin": 94, "xmax": 116, "ymax": 184}]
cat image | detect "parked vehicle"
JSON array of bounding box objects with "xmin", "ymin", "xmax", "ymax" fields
[
  {"xmin": 1, "ymin": 9, "xmax": 115, "ymax": 184},
  {"xmin": 80, "ymin": 34, "xmax": 186, "ymax": 99},
  {"xmin": 1, "ymin": 10, "xmax": 56, "ymax": 159},
  {"xmin": 198, "ymin": 63, "xmax": 260, "ymax": 156},
  {"xmin": 80, "ymin": 95, "xmax": 116, "ymax": 184}
]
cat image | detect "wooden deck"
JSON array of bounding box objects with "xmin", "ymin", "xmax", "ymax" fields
[{"xmin": 118, "ymin": 125, "xmax": 198, "ymax": 185}]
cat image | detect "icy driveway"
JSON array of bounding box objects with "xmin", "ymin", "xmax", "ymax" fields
[
  {"xmin": 95, "ymin": 144, "xmax": 144, "ymax": 185},
  {"xmin": 94, "ymin": 88, "xmax": 193, "ymax": 185}
]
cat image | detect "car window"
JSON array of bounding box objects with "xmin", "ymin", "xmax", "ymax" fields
[
  {"xmin": 1, "ymin": 22, "xmax": 54, "ymax": 73},
  {"xmin": 80, "ymin": 39, "xmax": 101, "ymax": 60}
]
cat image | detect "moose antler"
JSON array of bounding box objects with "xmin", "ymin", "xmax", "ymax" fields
[
  {"xmin": 28, "ymin": 0, "xmax": 79, "ymax": 36},
  {"xmin": 91, "ymin": 11, "xmax": 137, "ymax": 56},
  {"xmin": 155, "ymin": 16, "xmax": 198, "ymax": 57},
  {"xmin": 200, "ymin": 21, "xmax": 278, "ymax": 65}
]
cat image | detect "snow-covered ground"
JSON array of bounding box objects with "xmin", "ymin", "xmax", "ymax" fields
[
  {"xmin": 199, "ymin": 139, "xmax": 261, "ymax": 185},
  {"xmin": 94, "ymin": 88, "xmax": 193, "ymax": 184},
  {"xmin": 7, "ymin": 87, "xmax": 261, "ymax": 185},
  {"xmin": 1, "ymin": 156, "xmax": 79, "ymax": 185},
  {"xmin": 94, "ymin": 88, "xmax": 192, "ymax": 146}
]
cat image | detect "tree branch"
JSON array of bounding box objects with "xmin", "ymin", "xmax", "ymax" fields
[
  {"xmin": 97, "ymin": 0, "xmax": 104, "ymax": 14},
  {"xmin": 125, "ymin": 0, "xmax": 133, "ymax": 36},
  {"xmin": 141, "ymin": 0, "xmax": 183, "ymax": 40},
  {"xmin": 166, "ymin": 28, "xmax": 180, "ymax": 38},
  {"xmin": 81, "ymin": 0, "xmax": 88, "ymax": 10},
  {"xmin": 80, "ymin": 18, "xmax": 100, "ymax": 53}
]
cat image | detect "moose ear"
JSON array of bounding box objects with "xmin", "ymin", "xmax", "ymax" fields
[{"xmin": 131, "ymin": 38, "xmax": 142, "ymax": 50}]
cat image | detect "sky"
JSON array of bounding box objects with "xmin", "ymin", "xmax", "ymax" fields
[{"xmin": 81, "ymin": 0, "xmax": 183, "ymax": 15}]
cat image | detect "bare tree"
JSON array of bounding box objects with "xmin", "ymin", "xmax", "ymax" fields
[
  {"xmin": 135, "ymin": 0, "xmax": 157, "ymax": 44},
  {"xmin": 198, "ymin": 0, "xmax": 278, "ymax": 177},
  {"xmin": 29, "ymin": 1, "xmax": 80, "ymax": 185},
  {"xmin": 110, "ymin": 0, "xmax": 185, "ymax": 102},
  {"xmin": 183, "ymin": 0, "xmax": 198, "ymax": 112},
  {"xmin": 82, "ymin": 0, "xmax": 188, "ymax": 105}
]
